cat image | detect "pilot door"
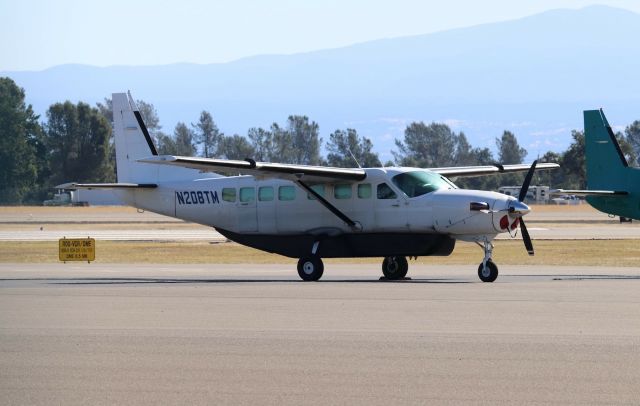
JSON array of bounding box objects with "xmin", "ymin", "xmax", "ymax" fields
[{"xmin": 374, "ymin": 182, "xmax": 408, "ymax": 231}]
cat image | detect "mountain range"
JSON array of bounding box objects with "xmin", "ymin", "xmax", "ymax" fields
[{"xmin": 4, "ymin": 5, "xmax": 640, "ymax": 162}]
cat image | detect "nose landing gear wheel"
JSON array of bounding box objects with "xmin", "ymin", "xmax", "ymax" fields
[
  {"xmin": 382, "ymin": 256, "xmax": 409, "ymax": 280},
  {"xmin": 478, "ymin": 260, "xmax": 498, "ymax": 282},
  {"xmin": 297, "ymin": 255, "xmax": 324, "ymax": 281}
]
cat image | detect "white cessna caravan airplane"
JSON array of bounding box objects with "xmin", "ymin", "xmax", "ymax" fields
[{"xmin": 61, "ymin": 93, "xmax": 558, "ymax": 282}]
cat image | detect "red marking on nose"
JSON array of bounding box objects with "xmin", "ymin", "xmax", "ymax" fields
[
  {"xmin": 500, "ymin": 215, "xmax": 509, "ymax": 230},
  {"xmin": 510, "ymin": 217, "xmax": 520, "ymax": 230}
]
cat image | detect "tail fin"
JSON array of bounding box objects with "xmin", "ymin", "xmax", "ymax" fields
[
  {"xmin": 113, "ymin": 92, "xmax": 159, "ymax": 183},
  {"xmin": 584, "ymin": 109, "xmax": 628, "ymax": 190},
  {"xmin": 112, "ymin": 92, "xmax": 217, "ymax": 183}
]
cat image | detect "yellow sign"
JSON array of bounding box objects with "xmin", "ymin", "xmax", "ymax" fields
[{"xmin": 59, "ymin": 238, "xmax": 95, "ymax": 262}]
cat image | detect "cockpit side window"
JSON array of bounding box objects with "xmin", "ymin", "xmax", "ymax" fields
[
  {"xmin": 391, "ymin": 171, "xmax": 455, "ymax": 198},
  {"xmin": 376, "ymin": 183, "xmax": 397, "ymax": 199}
]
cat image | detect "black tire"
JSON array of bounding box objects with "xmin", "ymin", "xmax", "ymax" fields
[
  {"xmin": 297, "ymin": 256, "xmax": 324, "ymax": 281},
  {"xmin": 477, "ymin": 260, "xmax": 498, "ymax": 282},
  {"xmin": 382, "ymin": 256, "xmax": 409, "ymax": 280}
]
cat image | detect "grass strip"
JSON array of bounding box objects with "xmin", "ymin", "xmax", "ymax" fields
[{"xmin": 1, "ymin": 240, "xmax": 639, "ymax": 267}]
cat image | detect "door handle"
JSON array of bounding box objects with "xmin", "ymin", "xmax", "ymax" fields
[{"xmin": 391, "ymin": 203, "xmax": 400, "ymax": 207}]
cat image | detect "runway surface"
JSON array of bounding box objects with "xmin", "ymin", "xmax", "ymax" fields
[{"xmin": 1, "ymin": 263, "xmax": 639, "ymax": 405}]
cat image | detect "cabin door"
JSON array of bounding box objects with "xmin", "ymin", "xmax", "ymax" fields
[{"xmin": 237, "ymin": 185, "xmax": 258, "ymax": 232}]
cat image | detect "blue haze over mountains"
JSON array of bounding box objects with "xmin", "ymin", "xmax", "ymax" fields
[{"xmin": 4, "ymin": 5, "xmax": 640, "ymax": 162}]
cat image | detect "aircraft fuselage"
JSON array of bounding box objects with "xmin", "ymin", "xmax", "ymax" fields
[{"xmin": 118, "ymin": 167, "xmax": 519, "ymax": 258}]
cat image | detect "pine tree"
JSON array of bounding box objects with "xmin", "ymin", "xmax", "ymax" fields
[{"xmin": 0, "ymin": 78, "xmax": 41, "ymax": 203}]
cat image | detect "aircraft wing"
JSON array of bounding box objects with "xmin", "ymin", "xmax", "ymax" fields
[
  {"xmin": 139, "ymin": 156, "xmax": 558, "ymax": 182},
  {"xmin": 139, "ymin": 156, "xmax": 367, "ymax": 183},
  {"xmin": 56, "ymin": 182, "xmax": 157, "ymax": 189},
  {"xmin": 430, "ymin": 162, "xmax": 559, "ymax": 178},
  {"xmin": 550, "ymin": 189, "xmax": 628, "ymax": 196}
]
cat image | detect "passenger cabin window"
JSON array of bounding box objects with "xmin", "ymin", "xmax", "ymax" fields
[
  {"xmin": 307, "ymin": 184, "xmax": 325, "ymax": 200},
  {"xmin": 357, "ymin": 183, "xmax": 372, "ymax": 199},
  {"xmin": 278, "ymin": 186, "xmax": 296, "ymax": 201},
  {"xmin": 377, "ymin": 183, "xmax": 397, "ymax": 199},
  {"xmin": 259, "ymin": 186, "xmax": 274, "ymax": 201},
  {"xmin": 222, "ymin": 188, "xmax": 236, "ymax": 202},
  {"xmin": 334, "ymin": 184, "xmax": 352, "ymax": 199},
  {"xmin": 239, "ymin": 187, "xmax": 255, "ymax": 203},
  {"xmin": 391, "ymin": 171, "xmax": 456, "ymax": 198}
]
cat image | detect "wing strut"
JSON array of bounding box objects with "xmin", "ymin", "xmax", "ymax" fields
[{"xmin": 296, "ymin": 180, "xmax": 360, "ymax": 230}]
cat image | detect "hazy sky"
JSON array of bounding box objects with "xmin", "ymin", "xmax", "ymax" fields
[{"xmin": 2, "ymin": 0, "xmax": 639, "ymax": 71}]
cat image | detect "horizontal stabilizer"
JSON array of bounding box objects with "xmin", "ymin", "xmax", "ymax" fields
[
  {"xmin": 550, "ymin": 189, "xmax": 628, "ymax": 197},
  {"xmin": 56, "ymin": 182, "xmax": 157, "ymax": 190}
]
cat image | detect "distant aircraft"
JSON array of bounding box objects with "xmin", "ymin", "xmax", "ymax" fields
[
  {"xmin": 554, "ymin": 109, "xmax": 637, "ymax": 220},
  {"xmin": 60, "ymin": 92, "xmax": 559, "ymax": 282}
]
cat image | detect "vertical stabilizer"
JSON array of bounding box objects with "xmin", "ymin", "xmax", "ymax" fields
[
  {"xmin": 112, "ymin": 92, "xmax": 159, "ymax": 183},
  {"xmin": 112, "ymin": 92, "xmax": 217, "ymax": 183},
  {"xmin": 584, "ymin": 109, "xmax": 628, "ymax": 190}
]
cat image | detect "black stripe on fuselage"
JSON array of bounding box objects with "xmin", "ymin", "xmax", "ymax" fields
[
  {"xmin": 216, "ymin": 228, "xmax": 456, "ymax": 259},
  {"xmin": 133, "ymin": 110, "xmax": 158, "ymax": 156},
  {"xmin": 297, "ymin": 180, "xmax": 356, "ymax": 228}
]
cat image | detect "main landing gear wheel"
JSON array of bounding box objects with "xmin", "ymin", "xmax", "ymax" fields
[
  {"xmin": 478, "ymin": 260, "xmax": 498, "ymax": 283},
  {"xmin": 297, "ymin": 255, "xmax": 324, "ymax": 281},
  {"xmin": 382, "ymin": 256, "xmax": 409, "ymax": 280}
]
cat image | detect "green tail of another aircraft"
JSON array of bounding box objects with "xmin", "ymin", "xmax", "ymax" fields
[{"xmin": 581, "ymin": 109, "xmax": 637, "ymax": 219}]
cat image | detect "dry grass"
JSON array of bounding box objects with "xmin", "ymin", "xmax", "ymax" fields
[{"xmin": 1, "ymin": 239, "xmax": 639, "ymax": 267}]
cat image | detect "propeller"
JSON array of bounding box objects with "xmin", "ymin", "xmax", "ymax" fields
[
  {"xmin": 518, "ymin": 160, "xmax": 537, "ymax": 202},
  {"xmin": 510, "ymin": 160, "xmax": 537, "ymax": 256}
]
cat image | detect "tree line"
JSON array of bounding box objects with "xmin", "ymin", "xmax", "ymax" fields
[{"xmin": 2, "ymin": 77, "xmax": 639, "ymax": 204}]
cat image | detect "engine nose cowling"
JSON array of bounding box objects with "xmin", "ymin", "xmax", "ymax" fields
[
  {"xmin": 431, "ymin": 189, "xmax": 509, "ymax": 235},
  {"xmin": 492, "ymin": 197, "xmax": 531, "ymax": 233}
]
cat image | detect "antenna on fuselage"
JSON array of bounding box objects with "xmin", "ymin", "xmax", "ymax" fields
[{"xmin": 348, "ymin": 149, "xmax": 362, "ymax": 169}]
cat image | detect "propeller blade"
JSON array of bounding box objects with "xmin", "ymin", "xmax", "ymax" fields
[
  {"xmin": 518, "ymin": 160, "xmax": 538, "ymax": 202},
  {"xmin": 520, "ymin": 218, "xmax": 534, "ymax": 256}
]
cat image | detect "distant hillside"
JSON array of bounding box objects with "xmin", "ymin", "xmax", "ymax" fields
[{"xmin": 4, "ymin": 5, "xmax": 640, "ymax": 161}]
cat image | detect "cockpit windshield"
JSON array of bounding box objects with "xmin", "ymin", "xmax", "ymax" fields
[{"xmin": 391, "ymin": 171, "xmax": 457, "ymax": 198}]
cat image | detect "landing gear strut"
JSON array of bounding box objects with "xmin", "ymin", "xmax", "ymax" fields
[
  {"xmin": 476, "ymin": 240, "xmax": 498, "ymax": 282},
  {"xmin": 381, "ymin": 256, "xmax": 409, "ymax": 280}
]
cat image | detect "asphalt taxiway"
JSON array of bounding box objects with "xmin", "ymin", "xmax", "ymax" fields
[{"xmin": 1, "ymin": 263, "xmax": 639, "ymax": 405}]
